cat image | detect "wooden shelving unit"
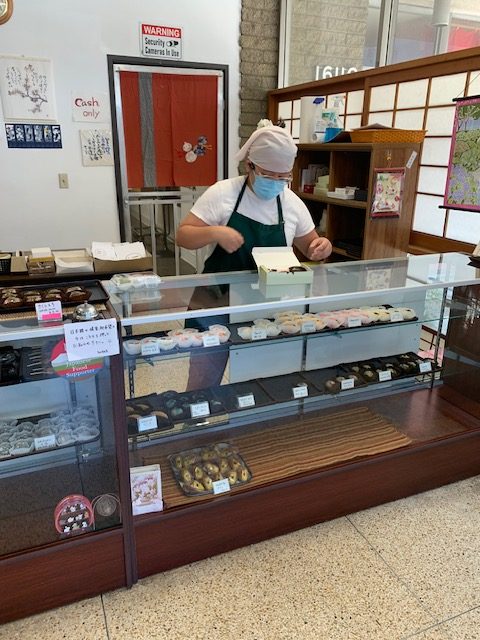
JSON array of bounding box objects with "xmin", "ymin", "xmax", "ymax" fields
[{"xmin": 293, "ymin": 142, "xmax": 421, "ymax": 261}]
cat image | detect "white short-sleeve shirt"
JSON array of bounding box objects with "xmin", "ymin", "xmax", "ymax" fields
[{"xmin": 190, "ymin": 176, "xmax": 314, "ymax": 246}]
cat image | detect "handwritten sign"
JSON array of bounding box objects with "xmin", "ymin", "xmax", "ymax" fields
[
  {"xmin": 64, "ymin": 319, "xmax": 119, "ymax": 362},
  {"xmin": 35, "ymin": 300, "xmax": 62, "ymax": 322},
  {"xmin": 203, "ymin": 334, "xmax": 220, "ymax": 347},
  {"xmin": 293, "ymin": 384, "xmax": 309, "ymax": 398},
  {"xmin": 212, "ymin": 478, "xmax": 230, "ymax": 495},
  {"xmin": 34, "ymin": 434, "xmax": 56, "ymax": 451},
  {"xmin": 237, "ymin": 393, "xmax": 255, "ymax": 408},
  {"xmin": 138, "ymin": 416, "xmax": 158, "ymax": 433},
  {"xmin": 378, "ymin": 370, "xmax": 392, "ymax": 382},
  {"xmin": 190, "ymin": 401, "xmax": 210, "ymax": 419}
]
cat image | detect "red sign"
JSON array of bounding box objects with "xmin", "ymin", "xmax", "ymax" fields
[
  {"xmin": 142, "ymin": 24, "xmax": 181, "ymax": 38},
  {"xmin": 50, "ymin": 340, "xmax": 103, "ymax": 380}
]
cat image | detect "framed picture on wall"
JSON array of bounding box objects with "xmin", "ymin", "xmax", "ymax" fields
[
  {"xmin": 444, "ymin": 97, "xmax": 480, "ymax": 212},
  {"xmin": 370, "ymin": 167, "xmax": 405, "ymax": 218},
  {"xmin": 0, "ymin": 55, "xmax": 57, "ymax": 121}
]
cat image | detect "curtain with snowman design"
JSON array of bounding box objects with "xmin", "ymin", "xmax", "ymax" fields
[{"xmin": 119, "ymin": 71, "xmax": 217, "ymax": 189}]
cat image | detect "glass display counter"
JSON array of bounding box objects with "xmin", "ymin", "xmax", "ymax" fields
[
  {"xmin": 0, "ymin": 308, "xmax": 133, "ymax": 623},
  {"xmin": 108, "ymin": 253, "xmax": 480, "ymax": 579}
]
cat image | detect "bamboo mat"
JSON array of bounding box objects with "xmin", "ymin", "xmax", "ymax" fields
[{"xmin": 144, "ymin": 406, "xmax": 412, "ymax": 509}]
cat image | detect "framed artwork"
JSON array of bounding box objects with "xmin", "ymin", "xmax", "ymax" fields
[
  {"xmin": 444, "ymin": 97, "xmax": 480, "ymax": 211},
  {"xmin": 80, "ymin": 129, "xmax": 114, "ymax": 166},
  {"xmin": 370, "ymin": 167, "xmax": 405, "ymax": 218},
  {"xmin": 0, "ymin": 55, "xmax": 57, "ymax": 121},
  {"xmin": 5, "ymin": 122, "xmax": 62, "ymax": 148}
]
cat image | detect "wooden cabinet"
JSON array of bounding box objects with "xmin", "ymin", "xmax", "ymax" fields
[{"xmin": 293, "ymin": 142, "xmax": 420, "ymax": 261}]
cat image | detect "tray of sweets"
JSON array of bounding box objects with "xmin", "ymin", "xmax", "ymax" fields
[
  {"xmin": 168, "ymin": 442, "xmax": 252, "ymax": 497},
  {"xmin": 0, "ymin": 280, "xmax": 109, "ymax": 313}
]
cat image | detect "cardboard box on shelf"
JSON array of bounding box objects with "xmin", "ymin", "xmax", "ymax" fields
[
  {"xmin": 252, "ymin": 247, "xmax": 313, "ymax": 298},
  {"xmin": 93, "ymin": 251, "xmax": 153, "ymax": 274},
  {"xmin": 53, "ymin": 249, "xmax": 94, "ymax": 274}
]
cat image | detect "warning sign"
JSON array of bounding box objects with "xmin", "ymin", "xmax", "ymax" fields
[{"xmin": 140, "ymin": 23, "xmax": 183, "ymax": 59}]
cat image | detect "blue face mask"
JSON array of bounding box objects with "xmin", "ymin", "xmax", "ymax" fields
[{"xmin": 252, "ymin": 175, "xmax": 286, "ymax": 200}]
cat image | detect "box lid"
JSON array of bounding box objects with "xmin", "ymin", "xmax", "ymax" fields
[{"xmin": 252, "ymin": 247, "xmax": 302, "ymax": 271}]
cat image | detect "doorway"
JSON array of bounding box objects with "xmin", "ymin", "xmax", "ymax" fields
[{"xmin": 108, "ymin": 55, "xmax": 228, "ymax": 276}]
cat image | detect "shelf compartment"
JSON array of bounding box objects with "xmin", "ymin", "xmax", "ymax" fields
[
  {"xmin": 294, "ymin": 190, "xmax": 367, "ymax": 209},
  {"xmin": 144, "ymin": 404, "xmax": 413, "ymax": 509}
]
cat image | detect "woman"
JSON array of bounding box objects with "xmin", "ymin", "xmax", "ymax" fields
[{"xmin": 176, "ymin": 123, "xmax": 332, "ymax": 390}]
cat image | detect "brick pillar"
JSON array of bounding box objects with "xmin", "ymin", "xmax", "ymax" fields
[{"xmin": 239, "ymin": 0, "xmax": 281, "ymax": 149}]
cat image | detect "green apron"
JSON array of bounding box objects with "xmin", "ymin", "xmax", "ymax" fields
[
  {"xmin": 187, "ymin": 178, "xmax": 287, "ymax": 330},
  {"xmin": 203, "ymin": 177, "xmax": 287, "ymax": 273}
]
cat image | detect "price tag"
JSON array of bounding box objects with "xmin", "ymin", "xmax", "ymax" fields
[
  {"xmin": 137, "ymin": 415, "xmax": 158, "ymax": 432},
  {"xmin": 341, "ymin": 378, "xmax": 355, "ymax": 390},
  {"xmin": 406, "ymin": 150, "xmax": 418, "ymax": 169},
  {"xmin": 293, "ymin": 384, "xmax": 308, "ymax": 398},
  {"xmin": 251, "ymin": 327, "xmax": 267, "ymax": 341},
  {"xmin": 378, "ymin": 370, "xmax": 392, "ymax": 382},
  {"xmin": 347, "ymin": 316, "xmax": 361, "ymax": 328},
  {"xmin": 190, "ymin": 401, "xmax": 210, "ymax": 419},
  {"xmin": 212, "ymin": 478, "xmax": 231, "ymax": 495},
  {"xmin": 141, "ymin": 342, "xmax": 160, "ymax": 356},
  {"xmin": 390, "ymin": 311, "xmax": 403, "ymax": 322},
  {"xmin": 34, "ymin": 434, "xmax": 56, "ymax": 450},
  {"xmin": 419, "ymin": 361, "xmax": 432, "ymax": 373},
  {"xmin": 35, "ymin": 301, "xmax": 62, "ymax": 322},
  {"xmin": 203, "ymin": 334, "xmax": 220, "ymax": 347},
  {"xmin": 301, "ymin": 321, "xmax": 316, "ymax": 333},
  {"xmin": 237, "ymin": 393, "xmax": 255, "ymax": 408}
]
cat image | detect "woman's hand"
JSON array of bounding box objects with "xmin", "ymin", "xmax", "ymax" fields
[
  {"xmin": 214, "ymin": 227, "xmax": 245, "ymax": 254},
  {"xmin": 307, "ymin": 236, "xmax": 332, "ymax": 261}
]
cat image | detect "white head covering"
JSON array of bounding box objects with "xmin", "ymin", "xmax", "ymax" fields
[{"xmin": 236, "ymin": 123, "xmax": 297, "ymax": 172}]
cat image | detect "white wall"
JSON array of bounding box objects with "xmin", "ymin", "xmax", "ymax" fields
[{"xmin": 0, "ymin": 0, "xmax": 241, "ymax": 249}]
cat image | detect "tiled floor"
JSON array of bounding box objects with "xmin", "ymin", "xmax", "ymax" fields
[{"xmin": 1, "ymin": 476, "xmax": 479, "ymax": 640}]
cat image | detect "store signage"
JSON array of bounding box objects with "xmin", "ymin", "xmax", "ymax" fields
[
  {"xmin": 71, "ymin": 92, "xmax": 108, "ymax": 122},
  {"xmin": 390, "ymin": 311, "xmax": 403, "ymax": 322},
  {"xmin": 317, "ymin": 65, "xmax": 358, "ymax": 80},
  {"xmin": 341, "ymin": 378, "xmax": 355, "ymax": 390},
  {"xmin": 35, "ymin": 300, "xmax": 62, "ymax": 322},
  {"xmin": 64, "ymin": 319, "xmax": 119, "ymax": 362},
  {"xmin": 140, "ymin": 23, "xmax": 183, "ymax": 60},
  {"xmin": 419, "ymin": 361, "xmax": 432, "ymax": 373},
  {"xmin": 301, "ymin": 321, "xmax": 316, "ymax": 333},
  {"xmin": 50, "ymin": 339, "xmax": 104, "ymax": 380},
  {"xmin": 347, "ymin": 317, "xmax": 362, "ymax": 328}
]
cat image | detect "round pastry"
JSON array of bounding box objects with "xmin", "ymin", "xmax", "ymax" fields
[
  {"xmin": 363, "ymin": 370, "xmax": 375, "ymax": 381},
  {"xmin": 182, "ymin": 328, "xmax": 200, "ymax": 335},
  {"xmin": 396, "ymin": 307, "xmax": 416, "ymax": 320},
  {"xmin": 157, "ymin": 337, "xmax": 176, "ymax": 350},
  {"xmin": 229, "ymin": 457, "xmax": 243, "ymax": 471},
  {"xmin": 193, "ymin": 465, "xmax": 204, "ymax": 480},
  {"xmin": 280, "ymin": 321, "xmax": 301, "ymax": 334},
  {"xmin": 43, "ymin": 292, "xmax": 63, "ymax": 301},
  {"xmin": 203, "ymin": 476, "xmax": 213, "ymax": 491},
  {"xmin": 323, "ymin": 315, "xmax": 342, "ymax": 329},
  {"xmin": 237, "ymin": 326, "xmax": 253, "ymax": 340},
  {"xmin": 238, "ymin": 467, "xmax": 249, "ymax": 482},
  {"xmin": 189, "ymin": 332, "xmax": 204, "ymax": 347},
  {"xmin": 176, "ymin": 334, "xmax": 193, "ymax": 348},
  {"xmin": 253, "ymin": 318, "xmax": 273, "ymax": 327},
  {"xmin": 314, "ymin": 318, "xmax": 327, "ymax": 331},
  {"xmin": 219, "ymin": 459, "xmax": 230, "ymax": 475},
  {"xmin": 204, "ymin": 462, "xmax": 219, "ymax": 475},
  {"xmin": 227, "ymin": 470, "xmax": 238, "ymax": 486},
  {"xmin": 208, "ymin": 325, "xmax": 231, "ymax": 343},
  {"xmin": 170, "ymin": 407, "xmax": 184, "ymax": 419},
  {"xmin": 181, "ymin": 469, "xmax": 193, "ymax": 484},
  {"xmin": 67, "ymin": 290, "xmax": 87, "ymax": 301},
  {"xmin": 189, "ymin": 480, "xmax": 205, "ymax": 493},
  {"xmin": 25, "ymin": 294, "xmax": 42, "ymax": 303},
  {"xmin": 124, "ymin": 340, "xmax": 141, "ymax": 356},
  {"xmin": 263, "ymin": 323, "xmax": 280, "ymax": 338},
  {"xmin": 173, "ymin": 455, "xmax": 183, "ymax": 469},
  {"xmin": 1, "ymin": 296, "xmax": 22, "ymax": 307},
  {"xmin": 65, "ymin": 286, "xmax": 83, "ymax": 293},
  {"xmin": 348, "ymin": 374, "xmax": 358, "ymax": 382},
  {"xmin": 324, "ymin": 379, "xmax": 338, "ymax": 392}
]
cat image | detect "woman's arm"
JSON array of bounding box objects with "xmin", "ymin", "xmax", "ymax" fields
[
  {"xmin": 294, "ymin": 230, "xmax": 332, "ymax": 261},
  {"xmin": 176, "ymin": 212, "xmax": 245, "ymax": 253}
]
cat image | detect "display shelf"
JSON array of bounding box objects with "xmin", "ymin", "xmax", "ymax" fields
[{"xmin": 293, "ymin": 190, "xmax": 367, "ymax": 209}]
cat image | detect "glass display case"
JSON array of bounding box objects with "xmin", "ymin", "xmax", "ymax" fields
[
  {"xmin": 0, "ymin": 306, "xmax": 133, "ymax": 623},
  {"xmin": 108, "ymin": 253, "xmax": 480, "ymax": 579}
]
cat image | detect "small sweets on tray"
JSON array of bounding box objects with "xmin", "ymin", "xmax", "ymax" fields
[
  {"xmin": 168, "ymin": 442, "xmax": 252, "ymax": 497},
  {"xmin": 0, "ymin": 285, "xmax": 91, "ymax": 310}
]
